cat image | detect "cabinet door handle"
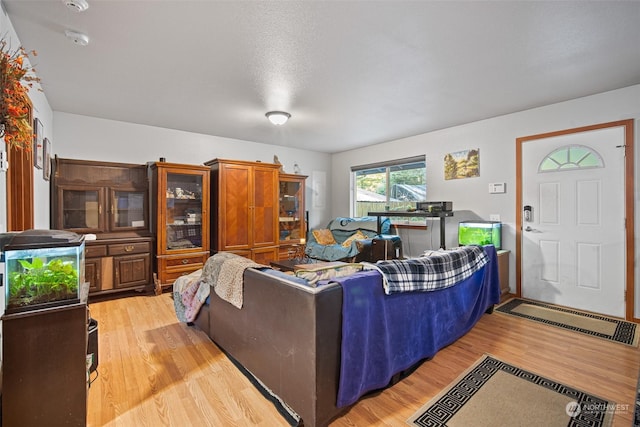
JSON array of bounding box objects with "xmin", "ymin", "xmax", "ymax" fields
[
  {"xmin": 99, "ymin": 205, "xmax": 102, "ymax": 214},
  {"xmin": 181, "ymin": 259, "xmax": 189, "ymax": 264},
  {"xmin": 124, "ymin": 245, "xmax": 135, "ymax": 252}
]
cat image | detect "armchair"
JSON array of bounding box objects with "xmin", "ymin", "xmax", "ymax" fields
[{"xmin": 305, "ymin": 216, "xmax": 391, "ymax": 262}]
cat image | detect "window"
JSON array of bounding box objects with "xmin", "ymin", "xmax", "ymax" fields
[
  {"xmin": 538, "ymin": 145, "xmax": 604, "ymax": 172},
  {"xmin": 352, "ymin": 156, "xmax": 426, "ymax": 226}
]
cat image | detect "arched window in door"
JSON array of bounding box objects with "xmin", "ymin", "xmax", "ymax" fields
[{"xmin": 538, "ymin": 144, "xmax": 604, "ymax": 173}]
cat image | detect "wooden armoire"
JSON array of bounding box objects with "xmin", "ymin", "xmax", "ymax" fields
[{"xmin": 205, "ymin": 158, "xmax": 280, "ymax": 265}]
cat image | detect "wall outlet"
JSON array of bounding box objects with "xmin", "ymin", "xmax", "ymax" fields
[{"xmin": 490, "ymin": 214, "xmax": 501, "ymax": 221}]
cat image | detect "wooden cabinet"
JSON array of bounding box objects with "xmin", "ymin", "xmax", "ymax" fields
[
  {"xmin": 85, "ymin": 256, "xmax": 101, "ymax": 294},
  {"xmin": 206, "ymin": 159, "xmax": 280, "ymax": 264},
  {"xmin": 82, "ymin": 237, "xmax": 153, "ymax": 295},
  {"xmin": 278, "ymin": 173, "xmax": 307, "ymax": 260},
  {"xmin": 52, "ymin": 158, "xmax": 149, "ymax": 236},
  {"xmin": 149, "ymin": 162, "xmax": 210, "ymax": 291},
  {"xmin": 2, "ymin": 302, "xmax": 88, "ymax": 427},
  {"xmin": 51, "ymin": 157, "xmax": 153, "ymax": 296}
]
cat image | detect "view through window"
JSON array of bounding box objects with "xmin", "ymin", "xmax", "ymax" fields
[{"xmin": 352, "ymin": 156, "xmax": 426, "ymax": 225}]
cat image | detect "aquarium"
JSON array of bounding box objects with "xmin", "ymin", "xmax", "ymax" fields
[
  {"xmin": 458, "ymin": 221, "xmax": 502, "ymax": 249},
  {"xmin": 4, "ymin": 230, "xmax": 85, "ymax": 314}
]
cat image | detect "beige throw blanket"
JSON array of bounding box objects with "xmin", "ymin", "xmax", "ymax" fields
[{"xmin": 201, "ymin": 252, "xmax": 264, "ymax": 309}]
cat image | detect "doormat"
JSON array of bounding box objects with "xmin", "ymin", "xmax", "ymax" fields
[
  {"xmin": 407, "ymin": 354, "xmax": 614, "ymax": 427},
  {"xmin": 495, "ymin": 298, "xmax": 639, "ymax": 346}
]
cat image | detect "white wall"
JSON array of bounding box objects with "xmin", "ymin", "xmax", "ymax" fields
[
  {"xmin": 0, "ymin": 6, "xmax": 54, "ymax": 231},
  {"xmin": 331, "ymin": 85, "xmax": 640, "ymax": 315},
  {"xmin": 3, "ymin": 5, "xmax": 640, "ymax": 316},
  {"xmin": 53, "ymin": 112, "xmax": 332, "ymax": 229}
]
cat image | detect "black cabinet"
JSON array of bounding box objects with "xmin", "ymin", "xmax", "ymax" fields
[{"xmin": 2, "ymin": 302, "xmax": 88, "ymax": 427}]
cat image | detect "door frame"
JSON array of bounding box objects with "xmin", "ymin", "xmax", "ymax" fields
[
  {"xmin": 515, "ymin": 119, "xmax": 635, "ymax": 321},
  {"xmin": 6, "ymin": 97, "xmax": 34, "ymax": 231}
]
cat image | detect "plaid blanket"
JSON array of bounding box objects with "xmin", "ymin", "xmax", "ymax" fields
[{"xmin": 366, "ymin": 245, "xmax": 489, "ymax": 294}]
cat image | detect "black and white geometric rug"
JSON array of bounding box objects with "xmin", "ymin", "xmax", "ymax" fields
[
  {"xmin": 407, "ymin": 354, "xmax": 614, "ymax": 427},
  {"xmin": 496, "ymin": 298, "xmax": 639, "ymax": 346}
]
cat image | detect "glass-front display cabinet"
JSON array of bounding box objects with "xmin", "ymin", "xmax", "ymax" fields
[
  {"xmin": 278, "ymin": 173, "xmax": 307, "ymax": 260},
  {"xmin": 59, "ymin": 186, "xmax": 105, "ymax": 233},
  {"xmin": 111, "ymin": 190, "xmax": 147, "ymax": 230},
  {"xmin": 51, "ymin": 157, "xmax": 153, "ymax": 297},
  {"xmin": 56, "ymin": 186, "xmax": 148, "ymax": 234},
  {"xmin": 150, "ymin": 162, "xmax": 210, "ymax": 291}
]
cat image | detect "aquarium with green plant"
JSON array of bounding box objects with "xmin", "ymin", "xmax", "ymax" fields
[
  {"xmin": 4, "ymin": 230, "xmax": 85, "ymax": 313},
  {"xmin": 458, "ymin": 221, "xmax": 502, "ymax": 249}
]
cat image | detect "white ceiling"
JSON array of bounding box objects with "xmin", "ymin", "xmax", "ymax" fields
[{"xmin": 4, "ymin": 1, "xmax": 640, "ymax": 154}]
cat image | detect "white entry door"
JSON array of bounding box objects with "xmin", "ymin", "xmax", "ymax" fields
[{"xmin": 521, "ymin": 126, "xmax": 626, "ymax": 317}]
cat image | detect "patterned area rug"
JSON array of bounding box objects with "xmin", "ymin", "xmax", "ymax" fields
[
  {"xmin": 496, "ymin": 298, "xmax": 639, "ymax": 346},
  {"xmin": 407, "ymin": 354, "xmax": 614, "ymax": 427}
]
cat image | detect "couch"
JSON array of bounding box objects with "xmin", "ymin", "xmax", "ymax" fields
[
  {"xmin": 304, "ymin": 216, "xmax": 392, "ymax": 262},
  {"xmin": 189, "ymin": 246, "xmax": 500, "ymax": 427}
]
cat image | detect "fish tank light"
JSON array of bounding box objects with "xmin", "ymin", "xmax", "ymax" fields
[{"xmin": 458, "ymin": 221, "xmax": 502, "ymax": 249}]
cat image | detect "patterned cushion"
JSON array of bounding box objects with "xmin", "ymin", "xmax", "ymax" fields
[
  {"xmin": 341, "ymin": 230, "xmax": 367, "ymax": 247},
  {"xmin": 312, "ymin": 228, "xmax": 337, "ymax": 245},
  {"xmin": 295, "ymin": 263, "xmax": 364, "ymax": 286}
]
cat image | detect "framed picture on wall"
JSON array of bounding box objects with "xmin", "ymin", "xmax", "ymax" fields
[
  {"xmin": 444, "ymin": 148, "xmax": 480, "ymax": 180},
  {"xmin": 43, "ymin": 138, "xmax": 52, "ymax": 181},
  {"xmin": 33, "ymin": 118, "xmax": 44, "ymax": 169}
]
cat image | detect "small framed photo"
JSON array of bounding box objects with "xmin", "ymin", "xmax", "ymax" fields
[
  {"xmin": 33, "ymin": 118, "xmax": 44, "ymax": 169},
  {"xmin": 43, "ymin": 138, "xmax": 52, "ymax": 181}
]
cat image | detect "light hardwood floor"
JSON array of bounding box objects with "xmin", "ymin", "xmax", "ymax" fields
[{"xmin": 87, "ymin": 293, "xmax": 640, "ymax": 426}]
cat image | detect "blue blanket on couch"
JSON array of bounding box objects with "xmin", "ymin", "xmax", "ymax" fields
[{"xmin": 333, "ymin": 245, "xmax": 500, "ymax": 408}]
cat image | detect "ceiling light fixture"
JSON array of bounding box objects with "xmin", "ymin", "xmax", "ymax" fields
[
  {"xmin": 65, "ymin": 29, "xmax": 90, "ymax": 46},
  {"xmin": 63, "ymin": 0, "xmax": 89, "ymax": 12},
  {"xmin": 266, "ymin": 111, "xmax": 291, "ymax": 126}
]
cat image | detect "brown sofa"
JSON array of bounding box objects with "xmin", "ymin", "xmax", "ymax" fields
[
  {"xmin": 190, "ymin": 247, "xmax": 499, "ymax": 427},
  {"xmin": 193, "ymin": 268, "xmax": 344, "ymax": 426}
]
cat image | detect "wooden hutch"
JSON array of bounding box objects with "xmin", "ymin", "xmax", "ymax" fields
[
  {"xmin": 51, "ymin": 157, "xmax": 154, "ymax": 296},
  {"xmin": 148, "ymin": 162, "xmax": 210, "ymax": 293}
]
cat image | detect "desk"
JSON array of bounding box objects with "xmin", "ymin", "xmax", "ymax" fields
[{"xmin": 368, "ymin": 211, "xmax": 454, "ymax": 249}]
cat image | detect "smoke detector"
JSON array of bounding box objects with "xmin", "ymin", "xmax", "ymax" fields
[
  {"xmin": 65, "ymin": 29, "xmax": 90, "ymax": 46},
  {"xmin": 63, "ymin": 0, "xmax": 89, "ymax": 12}
]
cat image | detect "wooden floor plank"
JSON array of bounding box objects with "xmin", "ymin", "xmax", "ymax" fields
[{"xmin": 87, "ymin": 294, "xmax": 640, "ymax": 426}]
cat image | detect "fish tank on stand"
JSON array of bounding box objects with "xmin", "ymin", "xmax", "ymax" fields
[{"xmin": 1, "ymin": 229, "xmax": 90, "ymax": 426}]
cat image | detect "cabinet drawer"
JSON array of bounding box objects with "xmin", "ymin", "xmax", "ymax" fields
[
  {"xmin": 164, "ymin": 254, "xmax": 206, "ymax": 269},
  {"xmin": 161, "ymin": 268, "xmax": 201, "ymax": 284},
  {"xmin": 108, "ymin": 241, "xmax": 151, "ymax": 256},
  {"xmin": 86, "ymin": 244, "xmax": 107, "ymax": 258}
]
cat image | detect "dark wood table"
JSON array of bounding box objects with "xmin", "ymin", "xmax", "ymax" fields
[{"xmin": 270, "ymin": 258, "xmax": 345, "ymax": 272}]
